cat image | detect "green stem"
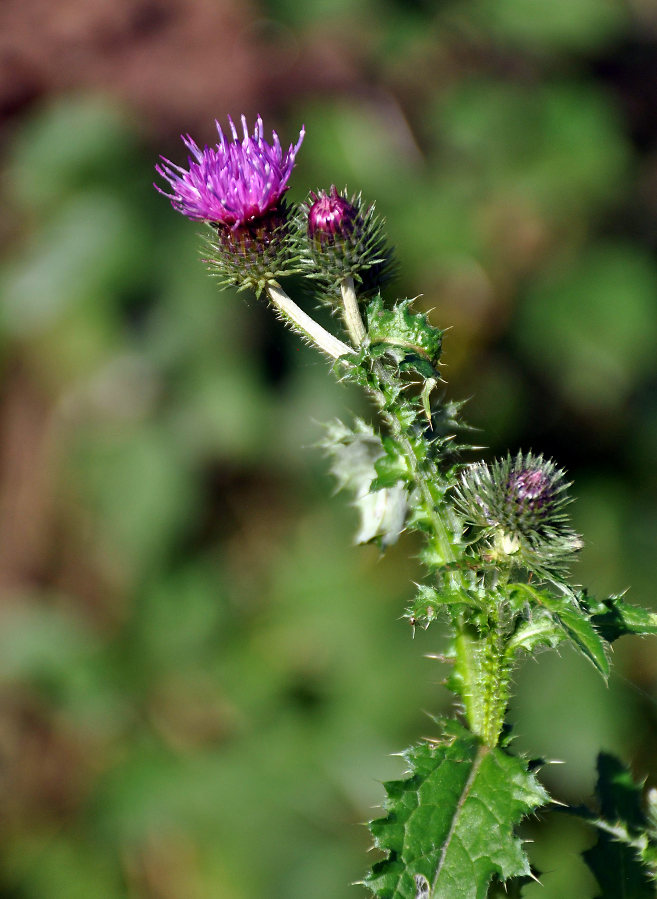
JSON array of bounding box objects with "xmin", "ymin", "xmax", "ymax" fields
[
  {"xmin": 338, "ymin": 277, "xmax": 456, "ymax": 567},
  {"xmin": 383, "ymin": 400, "xmax": 456, "ymax": 566},
  {"xmin": 340, "ymin": 276, "xmax": 367, "ymax": 346},
  {"xmin": 337, "ymin": 279, "xmax": 510, "ymax": 742},
  {"xmin": 267, "ymin": 284, "xmax": 352, "ymax": 360},
  {"xmin": 451, "ymin": 615, "xmax": 511, "ymax": 747}
]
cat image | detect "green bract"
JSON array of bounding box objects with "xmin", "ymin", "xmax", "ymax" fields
[{"xmin": 203, "ymin": 202, "xmax": 301, "ymax": 296}]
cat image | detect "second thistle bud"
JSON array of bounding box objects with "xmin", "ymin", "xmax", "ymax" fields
[
  {"xmin": 297, "ymin": 186, "xmax": 395, "ymax": 300},
  {"xmin": 308, "ymin": 186, "xmax": 358, "ymax": 247},
  {"xmin": 505, "ymin": 467, "xmax": 556, "ymax": 533}
]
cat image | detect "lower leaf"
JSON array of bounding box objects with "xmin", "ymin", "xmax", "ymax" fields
[{"xmin": 364, "ymin": 722, "xmax": 549, "ymax": 899}]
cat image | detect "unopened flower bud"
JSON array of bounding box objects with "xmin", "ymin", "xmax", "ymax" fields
[
  {"xmin": 297, "ymin": 187, "xmax": 396, "ymax": 301},
  {"xmin": 308, "ymin": 186, "xmax": 357, "ymax": 246},
  {"xmin": 453, "ymin": 452, "xmax": 581, "ymax": 574}
]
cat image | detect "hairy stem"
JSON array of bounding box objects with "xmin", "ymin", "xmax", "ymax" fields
[
  {"xmin": 382, "ymin": 400, "xmax": 456, "ymax": 566},
  {"xmin": 451, "ymin": 616, "xmax": 511, "ymax": 747},
  {"xmin": 267, "ymin": 283, "xmax": 352, "ymax": 359},
  {"xmin": 340, "ymin": 276, "xmax": 367, "ymax": 346},
  {"xmin": 341, "ymin": 281, "xmax": 517, "ymax": 748},
  {"xmin": 339, "ymin": 277, "xmax": 457, "ymax": 567}
]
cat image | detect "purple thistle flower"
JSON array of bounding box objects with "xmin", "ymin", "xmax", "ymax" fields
[{"xmin": 155, "ymin": 115, "xmax": 304, "ymax": 227}]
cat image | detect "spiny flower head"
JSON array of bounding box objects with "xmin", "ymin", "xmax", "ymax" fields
[
  {"xmin": 296, "ymin": 187, "xmax": 396, "ymax": 303},
  {"xmin": 155, "ymin": 115, "xmax": 304, "ymax": 227},
  {"xmin": 454, "ymin": 452, "xmax": 582, "ymax": 574}
]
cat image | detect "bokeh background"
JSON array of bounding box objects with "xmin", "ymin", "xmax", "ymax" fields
[{"xmin": 1, "ymin": 1, "xmax": 657, "ymax": 896}]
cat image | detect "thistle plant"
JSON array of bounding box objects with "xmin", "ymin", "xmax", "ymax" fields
[{"xmin": 156, "ymin": 116, "xmax": 657, "ymax": 898}]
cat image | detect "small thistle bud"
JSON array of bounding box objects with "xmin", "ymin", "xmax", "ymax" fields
[
  {"xmin": 308, "ymin": 186, "xmax": 358, "ymax": 246},
  {"xmin": 296, "ymin": 187, "xmax": 396, "ymax": 303},
  {"xmin": 453, "ymin": 452, "xmax": 582, "ymax": 574}
]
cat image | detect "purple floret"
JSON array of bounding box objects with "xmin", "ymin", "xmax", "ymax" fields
[
  {"xmin": 507, "ymin": 468, "xmax": 553, "ymax": 510},
  {"xmin": 505, "ymin": 465, "xmax": 558, "ymax": 532},
  {"xmin": 155, "ymin": 115, "xmax": 304, "ymax": 226}
]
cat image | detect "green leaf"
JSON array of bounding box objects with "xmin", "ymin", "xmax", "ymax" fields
[
  {"xmin": 580, "ymin": 753, "xmax": 657, "ymax": 897},
  {"xmin": 364, "ymin": 723, "xmax": 548, "ymax": 898},
  {"xmin": 580, "ymin": 592, "xmax": 657, "ymax": 643},
  {"xmin": 487, "ymin": 873, "xmax": 538, "ymax": 898},
  {"xmin": 321, "ymin": 419, "xmax": 409, "ymax": 547},
  {"xmin": 406, "ymin": 584, "xmax": 481, "ymax": 628},
  {"xmin": 366, "ymin": 296, "xmax": 443, "ymax": 374},
  {"xmin": 506, "ymin": 609, "xmax": 565, "ymax": 656},
  {"xmin": 508, "ymin": 583, "xmax": 609, "ymax": 677},
  {"xmin": 371, "ymin": 437, "xmax": 412, "ymax": 489},
  {"xmin": 421, "ymin": 378, "xmax": 438, "ymax": 424},
  {"xmin": 546, "ymin": 597, "xmax": 609, "ymax": 677}
]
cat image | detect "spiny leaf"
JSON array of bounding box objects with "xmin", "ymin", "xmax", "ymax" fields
[
  {"xmin": 321, "ymin": 419, "xmax": 408, "ymax": 547},
  {"xmin": 579, "ymin": 753, "xmax": 657, "ymax": 897},
  {"xmin": 364, "ymin": 723, "xmax": 549, "ymax": 899},
  {"xmin": 579, "ymin": 591, "xmax": 657, "ymax": 643},
  {"xmin": 407, "ymin": 584, "xmax": 483, "ymax": 628},
  {"xmin": 487, "ymin": 872, "xmax": 539, "ymax": 898},
  {"xmin": 371, "ymin": 437, "xmax": 412, "ymax": 490},
  {"xmin": 505, "ymin": 584, "xmax": 657, "ymax": 676},
  {"xmin": 506, "ymin": 609, "xmax": 565, "ymax": 656},
  {"xmin": 366, "ymin": 296, "xmax": 443, "ymax": 374},
  {"xmin": 508, "ymin": 583, "xmax": 609, "ymax": 677},
  {"xmin": 545, "ymin": 597, "xmax": 609, "ymax": 677}
]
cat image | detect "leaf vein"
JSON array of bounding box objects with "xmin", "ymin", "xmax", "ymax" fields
[{"xmin": 430, "ymin": 744, "xmax": 489, "ymax": 896}]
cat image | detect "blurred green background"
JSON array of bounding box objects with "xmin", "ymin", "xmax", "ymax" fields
[{"xmin": 1, "ymin": 0, "xmax": 657, "ymax": 896}]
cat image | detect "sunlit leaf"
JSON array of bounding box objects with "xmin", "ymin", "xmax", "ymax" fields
[{"xmin": 364, "ymin": 723, "xmax": 548, "ymax": 898}]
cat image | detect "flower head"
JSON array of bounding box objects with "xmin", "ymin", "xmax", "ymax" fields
[
  {"xmin": 155, "ymin": 115, "xmax": 304, "ymax": 227},
  {"xmin": 453, "ymin": 452, "xmax": 582, "ymax": 574}
]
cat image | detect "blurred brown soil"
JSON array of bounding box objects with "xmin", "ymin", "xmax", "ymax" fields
[{"xmin": 0, "ymin": 0, "xmax": 365, "ymax": 135}]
